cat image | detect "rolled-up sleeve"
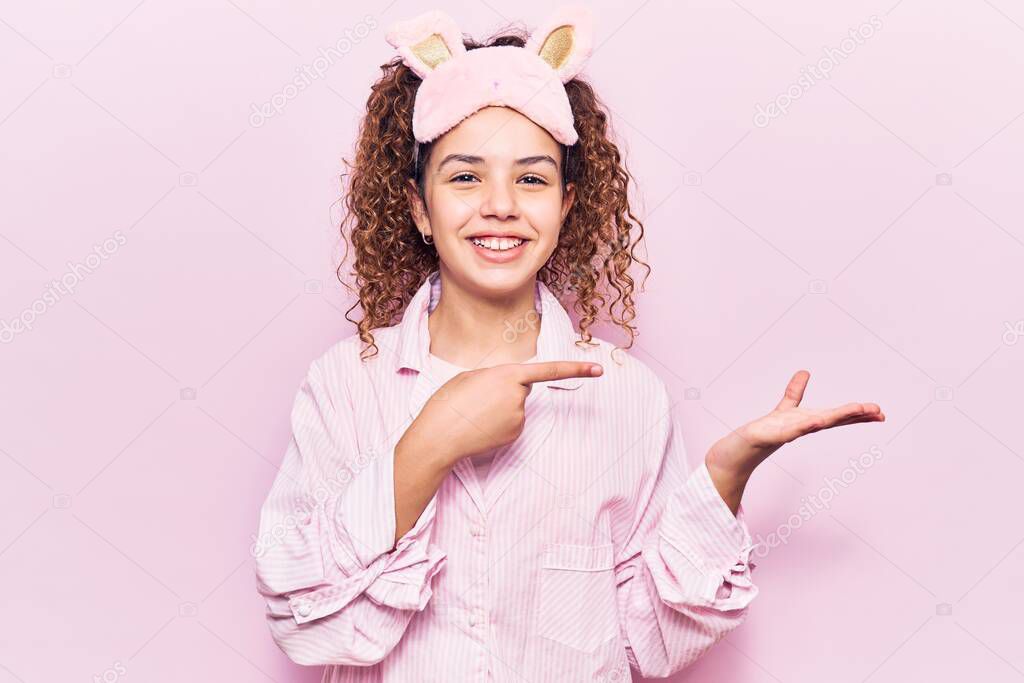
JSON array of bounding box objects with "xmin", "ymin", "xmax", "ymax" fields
[
  {"xmin": 614, "ymin": 379, "xmax": 759, "ymax": 678},
  {"xmin": 253, "ymin": 360, "xmax": 447, "ymax": 666}
]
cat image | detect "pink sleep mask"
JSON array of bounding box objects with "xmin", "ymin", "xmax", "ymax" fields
[{"xmin": 384, "ymin": 5, "xmax": 594, "ymax": 146}]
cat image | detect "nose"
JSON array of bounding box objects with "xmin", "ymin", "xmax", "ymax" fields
[{"xmin": 478, "ymin": 177, "xmax": 519, "ymax": 220}]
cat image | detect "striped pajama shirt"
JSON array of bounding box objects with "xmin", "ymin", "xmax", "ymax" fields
[{"xmin": 253, "ymin": 269, "xmax": 759, "ymax": 682}]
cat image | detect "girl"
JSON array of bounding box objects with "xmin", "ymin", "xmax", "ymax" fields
[{"xmin": 253, "ymin": 6, "xmax": 885, "ymax": 682}]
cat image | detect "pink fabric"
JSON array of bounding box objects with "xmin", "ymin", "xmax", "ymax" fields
[
  {"xmin": 384, "ymin": 6, "xmax": 594, "ymax": 145},
  {"xmin": 253, "ymin": 269, "xmax": 760, "ymax": 681},
  {"xmin": 384, "ymin": 9, "xmax": 467, "ymax": 80}
]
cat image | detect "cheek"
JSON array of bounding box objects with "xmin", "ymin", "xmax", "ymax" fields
[
  {"xmin": 522, "ymin": 196, "xmax": 565, "ymax": 239},
  {"xmin": 431, "ymin": 191, "xmax": 476, "ymax": 229}
]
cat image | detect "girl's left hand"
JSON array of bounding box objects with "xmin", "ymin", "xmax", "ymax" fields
[{"xmin": 707, "ymin": 370, "xmax": 885, "ymax": 483}]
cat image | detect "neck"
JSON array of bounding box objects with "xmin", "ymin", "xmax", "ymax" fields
[{"xmin": 427, "ymin": 267, "xmax": 540, "ymax": 369}]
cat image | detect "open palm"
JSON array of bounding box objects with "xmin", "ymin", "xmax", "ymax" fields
[{"xmin": 709, "ymin": 370, "xmax": 885, "ymax": 477}]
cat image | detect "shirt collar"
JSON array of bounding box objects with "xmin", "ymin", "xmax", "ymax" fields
[{"xmin": 395, "ymin": 269, "xmax": 586, "ymax": 390}]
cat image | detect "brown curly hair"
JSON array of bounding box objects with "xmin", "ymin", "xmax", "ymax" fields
[{"xmin": 337, "ymin": 23, "xmax": 651, "ymax": 362}]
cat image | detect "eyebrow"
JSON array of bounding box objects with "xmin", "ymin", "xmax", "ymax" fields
[{"xmin": 436, "ymin": 154, "xmax": 558, "ymax": 171}]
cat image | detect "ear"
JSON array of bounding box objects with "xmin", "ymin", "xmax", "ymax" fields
[
  {"xmin": 405, "ymin": 178, "xmax": 430, "ymax": 233},
  {"xmin": 385, "ymin": 10, "xmax": 467, "ymax": 79},
  {"xmin": 525, "ymin": 4, "xmax": 594, "ymax": 83},
  {"xmin": 560, "ymin": 181, "xmax": 576, "ymax": 224}
]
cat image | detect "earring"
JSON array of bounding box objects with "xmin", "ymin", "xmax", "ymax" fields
[{"xmin": 421, "ymin": 232, "xmax": 434, "ymax": 245}]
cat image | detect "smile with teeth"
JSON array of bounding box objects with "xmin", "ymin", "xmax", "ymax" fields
[{"xmin": 469, "ymin": 236, "xmax": 526, "ymax": 251}]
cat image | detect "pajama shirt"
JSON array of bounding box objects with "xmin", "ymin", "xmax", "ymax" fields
[{"xmin": 253, "ymin": 269, "xmax": 759, "ymax": 682}]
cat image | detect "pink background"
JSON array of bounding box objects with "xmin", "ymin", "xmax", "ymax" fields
[{"xmin": 2, "ymin": 0, "xmax": 1022, "ymax": 681}]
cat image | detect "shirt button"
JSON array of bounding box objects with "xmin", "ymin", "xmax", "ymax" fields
[
  {"xmin": 471, "ymin": 525, "xmax": 485, "ymax": 537},
  {"xmin": 469, "ymin": 610, "xmax": 486, "ymax": 627},
  {"xmin": 296, "ymin": 601, "xmax": 312, "ymax": 617}
]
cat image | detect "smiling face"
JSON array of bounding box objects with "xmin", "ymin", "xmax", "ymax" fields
[{"xmin": 407, "ymin": 105, "xmax": 575, "ymax": 296}]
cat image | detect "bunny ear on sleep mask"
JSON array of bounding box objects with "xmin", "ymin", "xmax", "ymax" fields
[{"xmin": 384, "ymin": 5, "xmax": 594, "ymax": 145}]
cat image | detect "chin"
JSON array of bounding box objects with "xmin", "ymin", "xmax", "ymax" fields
[{"xmin": 456, "ymin": 262, "xmax": 538, "ymax": 297}]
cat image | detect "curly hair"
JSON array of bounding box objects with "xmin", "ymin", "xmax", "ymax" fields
[{"xmin": 337, "ymin": 23, "xmax": 651, "ymax": 362}]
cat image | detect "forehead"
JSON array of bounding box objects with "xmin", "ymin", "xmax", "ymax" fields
[{"xmin": 432, "ymin": 106, "xmax": 560, "ymax": 159}]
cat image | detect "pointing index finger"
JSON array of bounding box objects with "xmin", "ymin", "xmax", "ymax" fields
[{"xmin": 517, "ymin": 361, "xmax": 603, "ymax": 386}]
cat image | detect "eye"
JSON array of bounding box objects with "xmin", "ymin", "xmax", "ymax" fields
[{"xmin": 448, "ymin": 173, "xmax": 550, "ymax": 185}]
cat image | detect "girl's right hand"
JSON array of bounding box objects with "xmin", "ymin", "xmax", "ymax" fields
[{"xmin": 408, "ymin": 361, "xmax": 603, "ymax": 467}]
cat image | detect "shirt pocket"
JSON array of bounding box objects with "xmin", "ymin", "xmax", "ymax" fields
[{"xmin": 534, "ymin": 542, "xmax": 619, "ymax": 653}]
